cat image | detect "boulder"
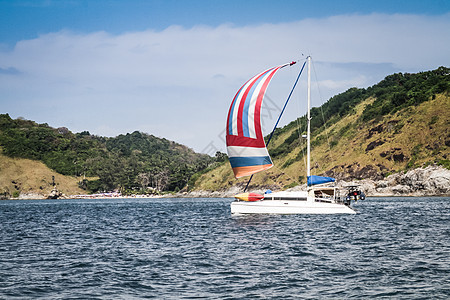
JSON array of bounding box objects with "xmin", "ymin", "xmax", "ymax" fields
[{"xmin": 47, "ymin": 187, "xmax": 63, "ymax": 199}]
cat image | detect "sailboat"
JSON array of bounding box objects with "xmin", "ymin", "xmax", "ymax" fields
[{"xmin": 226, "ymin": 56, "xmax": 364, "ymax": 214}]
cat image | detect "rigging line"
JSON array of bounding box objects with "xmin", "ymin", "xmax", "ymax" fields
[
  {"xmin": 295, "ymin": 85, "xmax": 307, "ymax": 175},
  {"xmin": 293, "ymin": 70, "xmax": 308, "ymax": 181},
  {"xmin": 266, "ymin": 60, "xmax": 306, "ymax": 146},
  {"xmin": 298, "ymin": 117, "xmax": 308, "ymax": 183},
  {"xmin": 243, "ymin": 60, "xmax": 307, "ymax": 193},
  {"xmin": 311, "ymin": 59, "xmax": 335, "ymax": 164},
  {"xmin": 290, "ymin": 105, "xmax": 309, "ymax": 185},
  {"xmin": 285, "ymin": 63, "xmax": 306, "ymax": 184},
  {"xmin": 290, "ymin": 101, "xmax": 307, "ymax": 184}
]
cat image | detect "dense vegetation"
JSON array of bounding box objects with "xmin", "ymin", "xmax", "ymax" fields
[
  {"xmin": 0, "ymin": 114, "xmax": 214, "ymax": 194},
  {"xmin": 270, "ymin": 66, "xmax": 450, "ymax": 155}
]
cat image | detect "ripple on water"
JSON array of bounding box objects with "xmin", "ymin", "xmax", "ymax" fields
[{"xmin": 0, "ymin": 197, "xmax": 449, "ymax": 299}]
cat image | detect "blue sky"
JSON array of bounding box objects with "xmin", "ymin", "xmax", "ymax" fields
[
  {"xmin": 2, "ymin": 0, "xmax": 449, "ymax": 45},
  {"xmin": 1, "ymin": 0, "xmax": 449, "ymax": 154}
]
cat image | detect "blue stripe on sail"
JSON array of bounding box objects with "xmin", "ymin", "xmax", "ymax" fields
[
  {"xmin": 242, "ymin": 69, "xmax": 272, "ymax": 138},
  {"xmin": 228, "ymin": 86, "xmax": 245, "ymax": 136},
  {"xmin": 228, "ymin": 102, "xmax": 233, "ymax": 136},
  {"xmin": 229, "ymin": 156, "xmax": 272, "ymax": 168}
]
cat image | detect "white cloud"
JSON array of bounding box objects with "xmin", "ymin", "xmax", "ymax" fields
[{"xmin": 1, "ymin": 13, "xmax": 449, "ymax": 153}]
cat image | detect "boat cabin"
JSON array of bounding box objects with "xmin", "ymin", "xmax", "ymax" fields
[{"xmin": 309, "ymin": 186, "xmax": 338, "ymax": 203}]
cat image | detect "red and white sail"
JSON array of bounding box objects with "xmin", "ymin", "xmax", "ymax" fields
[{"xmin": 226, "ymin": 63, "xmax": 290, "ymax": 178}]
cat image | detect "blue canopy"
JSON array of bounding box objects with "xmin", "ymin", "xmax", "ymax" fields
[{"xmin": 307, "ymin": 175, "xmax": 335, "ymax": 186}]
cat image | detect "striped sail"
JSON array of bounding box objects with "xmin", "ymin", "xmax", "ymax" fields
[{"xmin": 226, "ymin": 64, "xmax": 287, "ymax": 178}]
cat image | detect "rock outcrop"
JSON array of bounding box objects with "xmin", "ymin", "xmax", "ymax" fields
[
  {"xmin": 46, "ymin": 187, "xmax": 64, "ymax": 199},
  {"xmin": 339, "ymin": 165, "xmax": 450, "ymax": 197}
]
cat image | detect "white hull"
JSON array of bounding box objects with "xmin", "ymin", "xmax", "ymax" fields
[{"xmin": 230, "ymin": 198, "xmax": 356, "ymax": 215}]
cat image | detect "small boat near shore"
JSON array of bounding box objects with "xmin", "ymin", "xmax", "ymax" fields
[{"xmin": 226, "ymin": 56, "xmax": 365, "ymax": 214}]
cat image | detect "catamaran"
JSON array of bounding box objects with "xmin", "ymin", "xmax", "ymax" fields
[{"xmin": 226, "ymin": 56, "xmax": 365, "ymax": 214}]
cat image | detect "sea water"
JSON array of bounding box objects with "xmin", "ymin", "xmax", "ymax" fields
[{"xmin": 0, "ymin": 197, "xmax": 449, "ymax": 299}]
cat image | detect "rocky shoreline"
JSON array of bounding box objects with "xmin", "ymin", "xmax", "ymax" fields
[{"xmin": 6, "ymin": 165, "xmax": 450, "ymax": 200}]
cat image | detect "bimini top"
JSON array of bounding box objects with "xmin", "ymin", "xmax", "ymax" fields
[
  {"xmin": 307, "ymin": 175, "xmax": 335, "ymax": 186},
  {"xmin": 226, "ymin": 64, "xmax": 290, "ymax": 178}
]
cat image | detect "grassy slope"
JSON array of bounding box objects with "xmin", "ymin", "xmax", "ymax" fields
[
  {"xmin": 0, "ymin": 150, "xmax": 85, "ymax": 197},
  {"xmin": 193, "ymin": 93, "xmax": 450, "ymax": 191}
]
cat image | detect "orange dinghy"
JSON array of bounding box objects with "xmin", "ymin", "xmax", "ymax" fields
[{"xmin": 234, "ymin": 192, "xmax": 264, "ymax": 202}]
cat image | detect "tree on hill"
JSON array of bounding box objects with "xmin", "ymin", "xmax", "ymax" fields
[{"xmin": 0, "ymin": 113, "xmax": 214, "ymax": 194}]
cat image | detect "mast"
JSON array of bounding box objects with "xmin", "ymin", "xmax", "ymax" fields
[{"xmin": 306, "ymin": 56, "xmax": 311, "ymax": 181}]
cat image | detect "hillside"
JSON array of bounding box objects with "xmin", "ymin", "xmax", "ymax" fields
[
  {"xmin": 192, "ymin": 67, "xmax": 450, "ymax": 192},
  {"xmin": 0, "ymin": 151, "xmax": 84, "ymax": 199},
  {"xmin": 0, "ymin": 115, "xmax": 214, "ymax": 197}
]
